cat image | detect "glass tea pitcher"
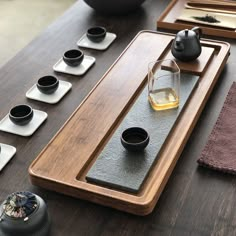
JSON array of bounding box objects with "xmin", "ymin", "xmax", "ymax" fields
[{"xmin": 148, "ymin": 59, "xmax": 180, "ymax": 111}]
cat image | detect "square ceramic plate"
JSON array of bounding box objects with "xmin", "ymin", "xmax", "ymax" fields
[
  {"xmin": 53, "ymin": 55, "xmax": 95, "ymax": 76},
  {"xmin": 0, "ymin": 109, "xmax": 48, "ymax": 136},
  {"xmin": 0, "ymin": 143, "xmax": 16, "ymax": 171},
  {"xmin": 26, "ymin": 80, "xmax": 72, "ymax": 104},
  {"xmin": 77, "ymin": 32, "xmax": 117, "ymax": 50}
]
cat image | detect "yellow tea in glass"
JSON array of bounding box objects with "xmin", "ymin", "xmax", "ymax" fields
[{"xmin": 148, "ymin": 59, "xmax": 180, "ymax": 111}]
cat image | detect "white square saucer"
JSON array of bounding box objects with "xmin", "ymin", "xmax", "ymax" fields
[
  {"xmin": 0, "ymin": 143, "xmax": 16, "ymax": 171},
  {"xmin": 0, "ymin": 109, "xmax": 48, "ymax": 137},
  {"xmin": 77, "ymin": 32, "xmax": 116, "ymax": 50},
  {"xmin": 53, "ymin": 55, "xmax": 95, "ymax": 76},
  {"xmin": 26, "ymin": 80, "xmax": 72, "ymax": 104}
]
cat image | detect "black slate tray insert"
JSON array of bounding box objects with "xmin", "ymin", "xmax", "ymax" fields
[{"xmin": 86, "ymin": 73, "xmax": 199, "ymax": 193}]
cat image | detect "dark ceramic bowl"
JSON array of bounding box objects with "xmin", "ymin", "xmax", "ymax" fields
[
  {"xmin": 121, "ymin": 127, "xmax": 149, "ymax": 152},
  {"xmin": 0, "ymin": 191, "xmax": 51, "ymax": 236},
  {"xmin": 83, "ymin": 0, "xmax": 146, "ymax": 15},
  {"xmin": 37, "ymin": 75, "xmax": 59, "ymax": 94},
  {"xmin": 87, "ymin": 26, "xmax": 106, "ymax": 43},
  {"xmin": 63, "ymin": 49, "xmax": 84, "ymax": 67},
  {"xmin": 9, "ymin": 105, "xmax": 34, "ymax": 126}
]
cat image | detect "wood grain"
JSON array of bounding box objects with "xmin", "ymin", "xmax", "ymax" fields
[
  {"xmin": 164, "ymin": 46, "xmax": 215, "ymax": 75},
  {"xmin": 1, "ymin": 0, "xmax": 236, "ymax": 234},
  {"xmin": 157, "ymin": 0, "xmax": 236, "ymax": 39},
  {"xmin": 29, "ymin": 31, "xmax": 230, "ymax": 215},
  {"xmin": 29, "ymin": 32, "xmax": 172, "ymax": 179}
]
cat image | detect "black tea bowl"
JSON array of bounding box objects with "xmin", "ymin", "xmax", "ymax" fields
[
  {"xmin": 121, "ymin": 127, "xmax": 149, "ymax": 152},
  {"xmin": 9, "ymin": 105, "xmax": 34, "ymax": 126},
  {"xmin": 37, "ymin": 75, "xmax": 59, "ymax": 94},
  {"xmin": 63, "ymin": 49, "xmax": 84, "ymax": 67},
  {"xmin": 87, "ymin": 26, "xmax": 106, "ymax": 43}
]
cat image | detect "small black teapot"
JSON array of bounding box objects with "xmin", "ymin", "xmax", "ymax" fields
[{"xmin": 171, "ymin": 27, "xmax": 202, "ymax": 62}]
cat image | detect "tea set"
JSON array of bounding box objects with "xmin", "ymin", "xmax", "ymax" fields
[
  {"xmin": 0, "ymin": 25, "xmax": 203, "ymax": 158},
  {"xmin": 0, "ymin": 26, "xmax": 113, "ymax": 135},
  {"xmin": 0, "ymin": 25, "xmax": 116, "ymax": 236},
  {"xmin": 0, "ymin": 26, "xmax": 116, "ymax": 171},
  {"xmin": 0, "ymin": 25, "xmax": 203, "ymax": 234},
  {"xmin": 53, "ymin": 26, "xmax": 113, "ymax": 75}
]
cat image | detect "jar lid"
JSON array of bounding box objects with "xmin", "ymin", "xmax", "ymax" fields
[{"xmin": 1, "ymin": 191, "xmax": 38, "ymax": 219}]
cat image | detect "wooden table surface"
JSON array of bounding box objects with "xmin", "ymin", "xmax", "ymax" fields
[{"xmin": 0, "ymin": 0, "xmax": 236, "ymax": 235}]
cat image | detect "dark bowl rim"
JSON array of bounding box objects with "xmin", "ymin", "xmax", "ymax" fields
[
  {"xmin": 121, "ymin": 127, "xmax": 149, "ymax": 146},
  {"xmin": 87, "ymin": 26, "xmax": 107, "ymax": 37},
  {"xmin": 9, "ymin": 104, "xmax": 33, "ymax": 119},
  {"xmin": 63, "ymin": 49, "xmax": 84, "ymax": 60},
  {"xmin": 37, "ymin": 76, "xmax": 59, "ymax": 88}
]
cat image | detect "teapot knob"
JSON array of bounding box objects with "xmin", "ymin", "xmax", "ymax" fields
[{"xmin": 184, "ymin": 29, "xmax": 188, "ymax": 37}]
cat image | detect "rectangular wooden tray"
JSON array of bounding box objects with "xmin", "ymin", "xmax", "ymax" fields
[
  {"xmin": 29, "ymin": 31, "xmax": 230, "ymax": 215},
  {"xmin": 157, "ymin": 0, "xmax": 236, "ymax": 39}
]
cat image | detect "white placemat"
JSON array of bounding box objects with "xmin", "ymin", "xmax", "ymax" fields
[
  {"xmin": 77, "ymin": 32, "xmax": 116, "ymax": 50},
  {"xmin": 53, "ymin": 55, "xmax": 95, "ymax": 75},
  {"xmin": 0, "ymin": 110, "xmax": 48, "ymax": 136},
  {"xmin": 0, "ymin": 143, "xmax": 16, "ymax": 171},
  {"xmin": 26, "ymin": 80, "xmax": 72, "ymax": 104}
]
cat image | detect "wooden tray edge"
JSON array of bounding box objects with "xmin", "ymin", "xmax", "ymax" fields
[
  {"xmin": 28, "ymin": 30, "xmax": 176, "ymax": 172},
  {"xmin": 157, "ymin": 0, "xmax": 236, "ymax": 39},
  {"xmin": 28, "ymin": 32, "xmax": 231, "ymax": 216}
]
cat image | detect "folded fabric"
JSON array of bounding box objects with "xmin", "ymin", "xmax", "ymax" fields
[{"xmin": 197, "ymin": 82, "xmax": 236, "ymax": 174}]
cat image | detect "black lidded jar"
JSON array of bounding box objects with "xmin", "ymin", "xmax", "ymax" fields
[{"xmin": 0, "ymin": 191, "xmax": 51, "ymax": 236}]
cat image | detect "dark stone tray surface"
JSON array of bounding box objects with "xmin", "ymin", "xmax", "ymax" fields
[{"xmin": 86, "ymin": 73, "xmax": 199, "ymax": 193}]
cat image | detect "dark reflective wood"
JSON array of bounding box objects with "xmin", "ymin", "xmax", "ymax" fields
[{"xmin": 0, "ymin": 0, "xmax": 236, "ymax": 235}]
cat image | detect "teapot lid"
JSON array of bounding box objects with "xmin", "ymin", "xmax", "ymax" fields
[
  {"xmin": 0, "ymin": 191, "xmax": 50, "ymax": 236},
  {"xmin": 1, "ymin": 191, "xmax": 38, "ymax": 220},
  {"xmin": 177, "ymin": 29, "xmax": 197, "ymax": 40}
]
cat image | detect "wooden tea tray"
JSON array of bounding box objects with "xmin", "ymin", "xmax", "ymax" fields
[
  {"xmin": 157, "ymin": 0, "xmax": 236, "ymax": 39},
  {"xmin": 29, "ymin": 31, "xmax": 230, "ymax": 215}
]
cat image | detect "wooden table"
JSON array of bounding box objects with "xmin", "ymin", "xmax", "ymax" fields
[{"xmin": 0, "ymin": 0, "xmax": 236, "ymax": 235}]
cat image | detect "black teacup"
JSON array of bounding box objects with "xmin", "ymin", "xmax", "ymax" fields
[
  {"xmin": 9, "ymin": 104, "xmax": 34, "ymax": 126},
  {"xmin": 37, "ymin": 75, "xmax": 59, "ymax": 94},
  {"xmin": 87, "ymin": 26, "xmax": 106, "ymax": 43},
  {"xmin": 63, "ymin": 49, "xmax": 84, "ymax": 67},
  {"xmin": 121, "ymin": 127, "xmax": 149, "ymax": 152}
]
